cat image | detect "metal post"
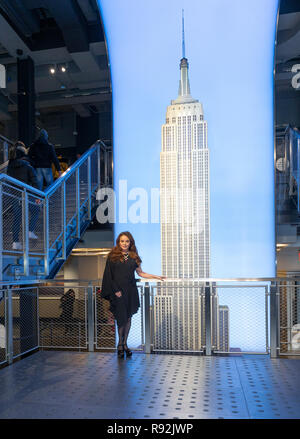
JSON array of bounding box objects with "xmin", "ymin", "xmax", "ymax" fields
[
  {"xmin": 44, "ymin": 198, "xmax": 49, "ymax": 276},
  {"xmin": 265, "ymin": 285, "xmax": 269, "ymax": 354},
  {"xmin": 79, "ymin": 321, "xmax": 81, "ymax": 352},
  {"xmin": 205, "ymin": 282, "xmax": 212, "ymax": 356},
  {"xmin": 140, "ymin": 286, "xmax": 144, "ymax": 346},
  {"xmin": 37, "ymin": 286, "xmax": 40, "ymax": 349},
  {"xmin": 97, "ymin": 143, "xmax": 101, "ymax": 189},
  {"xmin": 144, "ymin": 282, "xmax": 151, "ymax": 354},
  {"xmin": 270, "ymin": 281, "xmax": 279, "ymax": 358},
  {"xmin": 6, "ymin": 288, "xmax": 13, "ymax": 364},
  {"xmin": 87, "ymin": 155, "xmax": 92, "ymax": 220},
  {"xmin": 76, "ymin": 168, "xmax": 80, "ymax": 238},
  {"xmin": 62, "ymin": 181, "xmax": 66, "ymax": 260},
  {"xmin": 22, "ymin": 190, "xmax": 29, "ymax": 276},
  {"xmin": 87, "ymin": 283, "xmax": 94, "ymax": 352}
]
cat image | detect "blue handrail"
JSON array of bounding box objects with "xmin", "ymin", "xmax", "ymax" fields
[
  {"xmin": 0, "ymin": 139, "xmax": 109, "ymax": 281},
  {"xmin": 0, "ymin": 140, "xmax": 104, "ymax": 197}
]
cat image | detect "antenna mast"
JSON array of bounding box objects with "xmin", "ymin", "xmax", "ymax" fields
[{"xmin": 182, "ymin": 9, "xmax": 185, "ymax": 59}]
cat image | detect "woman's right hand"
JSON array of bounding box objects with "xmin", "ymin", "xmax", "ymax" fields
[{"xmin": 115, "ymin": 291, "xmax": 122, "ymax": 298}]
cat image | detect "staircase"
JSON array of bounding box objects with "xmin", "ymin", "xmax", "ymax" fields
[{"xmin": 0, "ymin": 140, "xmax": 109, "ymax": 281}]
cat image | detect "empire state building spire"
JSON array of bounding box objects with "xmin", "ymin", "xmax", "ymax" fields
[
  {"xmin": 182, "ymin": 8, "xmax": 186, "ymax": 59},
  {"xmin": 173, "ymin": 10, "xmax": 197, "ymax": 104}
]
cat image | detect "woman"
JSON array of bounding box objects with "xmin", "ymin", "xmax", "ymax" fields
[{"xmin": 101, "ymin": 231, "xmax": 164, "ymax": 358}]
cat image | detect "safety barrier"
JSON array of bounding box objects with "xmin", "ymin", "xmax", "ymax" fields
[
  {"xmin": 0, "ymin": 277, "xmax": 299, "ymax": 368},
  {"xmin": 0, "ymin": 140, "xmax": 109, "ymax": 281},
  {"xmin": 278, "ymin": 279, "xmax": 300, "ymax": 355}
]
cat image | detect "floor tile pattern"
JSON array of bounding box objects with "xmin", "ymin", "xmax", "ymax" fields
[{"xmin": 0, "ymin": 351, "xmax": 299, "ymax": 419}]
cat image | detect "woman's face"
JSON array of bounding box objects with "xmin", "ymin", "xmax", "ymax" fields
[{"xmin": 119, "ymin": 235, "xmax": 130, "ymax": 252}]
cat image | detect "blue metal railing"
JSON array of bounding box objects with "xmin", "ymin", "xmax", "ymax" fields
[{"xmin": 0, "ymin": 140, "xmax": 108, "ymax": 281}]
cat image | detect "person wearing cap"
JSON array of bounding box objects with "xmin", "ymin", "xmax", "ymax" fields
[
  {"xmin": 7, "ymin": 141, "xmax": 40, "ymax": 250},
  {"xmin": 28, "ymin": 129, "xmax": 62, "ymax": 190}
]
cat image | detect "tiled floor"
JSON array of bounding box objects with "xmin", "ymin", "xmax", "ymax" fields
[{"xmin": 0, "ymin": 351, "xmax": 299, "ymax": 419}]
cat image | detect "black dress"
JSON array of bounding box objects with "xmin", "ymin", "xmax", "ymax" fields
[{"xmin": 101, "ymin": 256, "xmax": 140, "ymax": 327}]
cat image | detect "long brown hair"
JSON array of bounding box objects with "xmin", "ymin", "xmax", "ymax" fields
[{"xmin": 108, "ymin": 231, "xmax": 142, "ymax": 265}]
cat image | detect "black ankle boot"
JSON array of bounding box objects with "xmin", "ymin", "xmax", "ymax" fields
[
  {"xmin": 123, "ymin": 344, "xmax": 132, "ymax": 357},
  {"xmin": 117, "ymin": 344, "xmax": 124, "ymax": 358}
]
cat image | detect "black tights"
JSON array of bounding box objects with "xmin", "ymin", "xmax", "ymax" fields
[{"xmin": 117, "ymin": 317, "xmax": 131, "ymax": 348}]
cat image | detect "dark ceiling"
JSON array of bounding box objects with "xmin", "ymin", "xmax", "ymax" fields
[
  {"xmin": 0, "ymin": 0, "xmax": 111, "ymax": 123},
  {"xmin": 1, "ymin": 1, "xmax": 296, "ymax": 137}
]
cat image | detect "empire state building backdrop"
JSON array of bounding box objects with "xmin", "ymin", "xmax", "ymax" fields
[
  {"xmin": 154, "ymin": 24, "xmax": 225, "ymax": 351},
  {"xmin": 160, "ymin": 47, "xmax": 210, "ymax": 279},
  {"xmin": 99, "ymin": 0, "xmax": 277, "ymax": 352}
]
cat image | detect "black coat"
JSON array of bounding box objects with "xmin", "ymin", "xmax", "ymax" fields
[
  {"xmin": 101, "ymin": 256, "xmax": 140, "ymax": 326},
  {"xmin": 28, "ymin": 139, "xmax": 61, "ymax": 171},
  {"xmin": 7, "ymin": 158, "xmax": 39, "ymax": 189}
]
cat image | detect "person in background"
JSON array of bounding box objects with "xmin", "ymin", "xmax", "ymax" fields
[
  {"xmin": 7, "ymin": 141, "xmax": 40, "ymax": 250},
  {"xmin": 28, "ymin": 129, "xmax": 62, "ymax": 190},
  {"xmin": 59, "ymin": 289, "xmax": 76, "ymax": 335},
  {"xmin": 52, "ymin": 154, "xmax": 68, "ymax": 180}
]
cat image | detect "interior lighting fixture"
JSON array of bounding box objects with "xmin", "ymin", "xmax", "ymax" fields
[
  {"xmin": 61, "ymin": 66, "xmax": 66, "ymax": 73},
  {"xmin": 50, "ymin": 67, "xmax": 56, "ymax": 74},
  {"xmin": 71, "ymin": 248, "xmax": 111, "ymax": 256}
]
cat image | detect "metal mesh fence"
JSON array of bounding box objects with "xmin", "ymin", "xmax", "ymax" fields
[
  {"xmin": 65, "ymin": 171, "xmax": 77, "ymax": 225},
  {"xmin": 90, "ymin": 149, "xmax": 99, "ymax": 191},
  {"xmin": 95, "ymin": 287, "xmax": 116, "ymax": 349},
  {"xmin": 11, "ymin": 287, "xmax": 39, "ymax": 359},
  {"xmin": 79, "ymin": 160, "xmax": 89, "ymax": 204},
  {"xmin": 279, "ymin": 283, "xmax": 300, "ymax": 355},
  {"xmin": 0, "ymin": 291, "xmax": 6, "ymax": 365},
  {"xmin": 0, "ymin": 142, "xmax": 104, "ymax": 283},
  {"xmin": 28, "ymin": 194, "xmax": 44, "ymax": 254},
  {"xmin": 127, "ymin": 285, "xmax": 144, "ymax": 351},
  {"xmin": 0, "ymin": 279, "xmax": 296, "ymax": 360},
  {"xmin": 213, "ymin": 285, "xmax": 269, "ymax": 354},
  {"xmin": 151, "ymin": 283, "xmax": 205, "ymax": 353},
  {"xmin": 80, "ymin": 200, "xmax": 89, "ymax": 225},
  {"xmin": 150, "ymin": 282, "xmax": 268, "ymax": 354},
  {"xmin": 48, "ymin": 185, "xmax": 62, "ymax": 248},
  {"xmin": 2, "ymin": 183, "xmax": 24, "ymax": 251},
  {"xmin": 39, "ymin": 286, "xmax": 88, "ymax": 349}
]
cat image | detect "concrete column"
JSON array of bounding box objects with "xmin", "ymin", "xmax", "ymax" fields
[{"xmin": 17, "ymin": 56, "xmax": 35, "ymax": 147}]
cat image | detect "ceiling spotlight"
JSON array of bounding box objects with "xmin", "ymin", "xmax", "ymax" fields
[
  {"xmin": 61, "ymin": 66, "xmax": 66, "ymax": 73},
  {"xmin": 50, "ymin": 67, "xmax": 56, "ymax": 74}
]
